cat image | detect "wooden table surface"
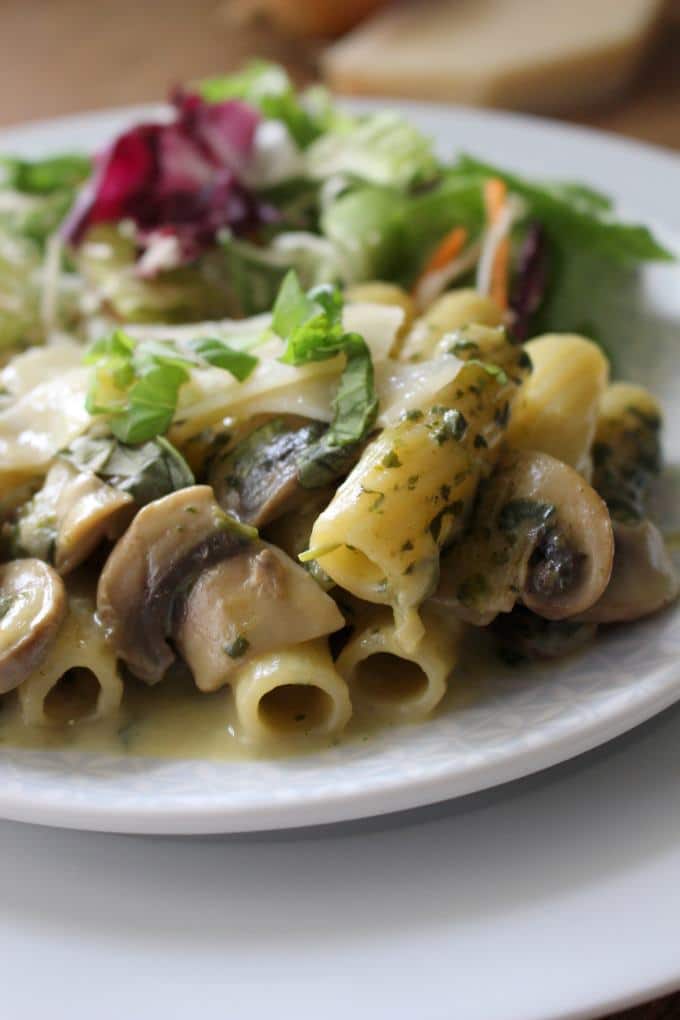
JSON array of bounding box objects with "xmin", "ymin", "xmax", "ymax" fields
[{"xmin": 1, "ymin": 3, "xmax": 679, "ymax": 1017}]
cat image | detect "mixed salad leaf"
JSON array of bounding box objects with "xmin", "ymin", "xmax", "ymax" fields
[{"xmin": 0, "ymin": 59, "xmax": 674, "ymax": 354}]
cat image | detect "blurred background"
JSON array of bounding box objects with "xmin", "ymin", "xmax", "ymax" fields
[{"xmin": 0, "ymin": 0, "xmax": 679, "ymax": 150}]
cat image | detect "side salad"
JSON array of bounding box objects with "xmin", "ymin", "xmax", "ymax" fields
[{"xmin": 0, "ymin": 60, "xmax": 672, "ymax": 352}]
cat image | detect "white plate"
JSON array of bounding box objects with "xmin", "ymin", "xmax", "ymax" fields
[{"xmin": 1, "ymin": 102, "xmax": 679, "ymax": 836}]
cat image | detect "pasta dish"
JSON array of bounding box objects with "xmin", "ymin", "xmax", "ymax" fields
[{"xmin": 0, "ymin": 63, "xmax": 677, "ymax": 756}]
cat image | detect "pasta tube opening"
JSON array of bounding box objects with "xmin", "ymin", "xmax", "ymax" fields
[
  {"xmin": 337, "ymin": 607, "xmax": 462, "ymax": 722},
  {"xmin": 43, "ymin": 667, "xmax": 101, "ymax": 724},
  {"xmin": 354, "ymin": 653, "xmax": 429, "ymax": 704},
  {"xmin": 231, "ymin": 640, "xmax": 351, "ymax": 745},
  {"xmin": 258, "ymin": 684, "xmax": 335, "ymax": 735},
  {"xmin": 19, "ymin": 591, "xmax": 123, "ymax": 727}
]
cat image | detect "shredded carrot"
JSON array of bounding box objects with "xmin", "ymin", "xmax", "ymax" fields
[
  {"xmin": 412, "ymin": 225, "xmax": 468, "ymax": 295},
  {"xmin": 484, "ymin": 178, "xmax": 509, "ymax": 309}
]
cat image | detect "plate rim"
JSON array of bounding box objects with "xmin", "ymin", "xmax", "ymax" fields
[{"xmin": 0, "ymin": 99, "xmax": 679, "ymax": 836}]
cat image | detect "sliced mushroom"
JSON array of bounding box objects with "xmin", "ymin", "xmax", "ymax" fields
[
  {"xmin": 431, "ymin": 450, "xmax": 614, "ymax": 625},
  {"xmin": 97, "ymin": 485, "xmax": 255, "ymax": 684},
  {"xmin": 578, "ymin": 519, "xmax": 679, "ymax": 623},
  {"xmin": 209, "ymin": 418, "xmax": 326, "ymax": 527},
  {"xmin": 175, "ymin": 543, "xmax": 344, "ymax": 691},
  {"xmin": 16, "ymin": 460, "xmax": 135, "ymax": 574},
  {"xmin": 0, "ymin": 559, "xmax": 67, "ymax": 693}
]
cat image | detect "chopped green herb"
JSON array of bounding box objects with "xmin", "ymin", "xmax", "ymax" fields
[
  {"xmin": 407, "ymin": 475, "xmax": 419, "ymax": 490},
  {"xmin": 84, "ymin": 329, "xmax": 259, "ymax": 444},
  {"xmin": 498, "ymin": 499, "xmax": 556, "ymax": 534},
  {"xmin": 402, "ymin": 408, "xmax": 424, "ymax": 422},
  {"xmin": 429, "ymin": 408, "xmax": 468, "ymax": 445},
  {"xmin": 224, "ymin": 635, "xmax": 250, "ymax": 659},
  {"xmin": 382, "ymin": 450, "xmax": 402, "ymax": 469},
  {"xmin": 401, "ymin": 539, "xmax": 414, "ymax": 552},
  {"xmin": 467, "ymin": 360, "xmax": 508, "ymax": 385},
  {"xmin": 188, "ymin": 337, "xmax": 258, "ymax": 381},
  {"xmin": 273, "ymin": 272, "xmax": 379, "ymax": 489},
  {"xmin": 474, "ymin": 434, "xmax": 488, "ymax": 449},
  {"xmin": 0, "ymin": 593, "xmax": 16, "ymax": 620}
]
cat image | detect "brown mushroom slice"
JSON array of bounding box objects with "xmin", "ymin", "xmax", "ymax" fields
[
  {"xmin": 431, "ymin": 451, "xmax": 614, "ymax": 625},
  {"xmin": 175, "ymin": 543, "xmax": 344, "ymax": 692},
  {"xmin": 97, "ymin": 485, "xmax": 255, "ymax": 684},
  {"xmin": 16, "ymin": 460, "xmax": 135, "ymax": 574},
  {"xmin": 0, "ymin": 559, "xmax": 67, "ymax": 693},
  {"xmin": 209, "ymin": 417, "xmax": 328, "ymax": 527},
  {"xmin": 54, "ymin": 469, "xmax": 136, "ymax": 574},
  {"xmin": 578, "ymin": 519, "xmax": 679, "ymax": 623}
]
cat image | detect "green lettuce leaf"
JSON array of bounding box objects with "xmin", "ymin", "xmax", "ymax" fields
[
  {"xmin": 198, "ymin": 61, "xmax": 327, "ymax": 149},
  {"xmin": 306, "ymin": 110, "xmax": 438, "ymax": 188},
  {"xmin": 1, "ymin": 154, "xmax": 91, "ymax": 195},
  {"xmin": 453, "ymin": 155, "xmax": 674, "ymax": 264}
]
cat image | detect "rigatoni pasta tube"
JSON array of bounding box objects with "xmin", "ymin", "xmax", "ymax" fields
[
  {"xmin": 230, "ymin": 640, "xmax": 351, "ymax": 745},
  {"xmin": 19, "ymin": 590, "xmax": 123, "ymax": 727},
  {"xmin": 336, "ymin": 607, "xmax": 463, "ymax": 722},
  {"xmin": 505, "ymin": 334, "xmax": 608, "ymax": 475},
  {"xmin": 399, "ymin": 288, "xmax": 504, "ymax": 362},
  {"xmin": 307, "ymin": 334, "xmax": 530, "ymax": 649}
]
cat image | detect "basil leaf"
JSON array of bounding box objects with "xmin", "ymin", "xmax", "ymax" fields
[
  {"xmin": 272, "ymin": 269, "xmax": 317, "ymax": 339},
  {"xmin": 110, "ymin": 362, "xmax": 189, "ymax": 444},
  {"xmin": 273, "ymin": 272, "xmax": 378, "ymax": 488},
  {"xmin": 84, "ymin": 328, "xmax": 259, "ymax": 443},
  {"xmin": 61, "ymin": 434, "xmax": 194, "ymax": 506},
  {"xmin": 189, "ymin": 337, "xmax": 258, "ymax": 381}
]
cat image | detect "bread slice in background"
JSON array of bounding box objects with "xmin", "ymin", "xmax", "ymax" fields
[{"xmin": 322, "ymin": 0, "xmax": 667, "ymax": 113}]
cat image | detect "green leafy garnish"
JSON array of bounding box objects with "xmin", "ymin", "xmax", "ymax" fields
[
  {"xmin": 84, "ymin": 329, "xmax": 258, "ymax": 443},
  {"xmin": 61, "ymin": 433, "xmax": 194, "ymax": 506},
  {"xmin": 188, "ymin": 337, "xmax": 258, "ymax": 381},
  {"xmin": 198, "ymin": 61, "xmax": 327, "ymax": 149},
  {"xmin": 272, "ymin": 272, "xmax": 379, "ymax": 488},
  {"xmin": 498, "ymin": 499, "xmax": 556, "ymax": 534},
  {"xmin": 454, "ymin": 155, "xmax": 674, "ymax": 264},
  {"xmin": 223, "ymin": 634, "xmax": 250, "ymax": 659},
  {"xmin": 1, "ymin": 153, "xmax": 91, "ymax": 194}
]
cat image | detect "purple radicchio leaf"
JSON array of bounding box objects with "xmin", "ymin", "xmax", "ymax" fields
[
  {"xmin": 509, "ymin": 222, "xmax": 549, "ymax": 343},
  {"xmin": 61, "ymin": 90, "xmax": 278, "ymax": 271}
]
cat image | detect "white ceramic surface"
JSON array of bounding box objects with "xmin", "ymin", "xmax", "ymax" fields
[{"xmin": 0, "ymin": 102, "xmax": 679, "ymax": 836}]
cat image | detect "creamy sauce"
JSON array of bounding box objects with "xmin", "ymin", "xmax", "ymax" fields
[{"xmin": 0, "ymin": 641, "xmax": 486, "ymax": 761}]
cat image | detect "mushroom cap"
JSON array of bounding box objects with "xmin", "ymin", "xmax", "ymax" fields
[
  {"xmin": 54, "ymin": 469, "xmax": 135, "ymax": 574},
  {"xmin": 96, "ymin": 485, "xmax": 254, "ymax": 684},
  {"xmin": 518, "ymin": 453, "xmax": 614, "ymax": 619},
  {"xmin": 578, "ymin": 519, "xmax": 679, "ymax": 623},
  {"xmin": 210, "ymin": 418, "xmax": 325, "ymax": 527},
  {"xmin": 0, "ymin": 559, "xmax": 67, "ymax": 694},
  {"xmin": 432, "ymin": 450, "xmax": 614, "ymax": 624},
  {"xmin": 175, "ymin": 542, "xmax": 344, "ymax": 692}
]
